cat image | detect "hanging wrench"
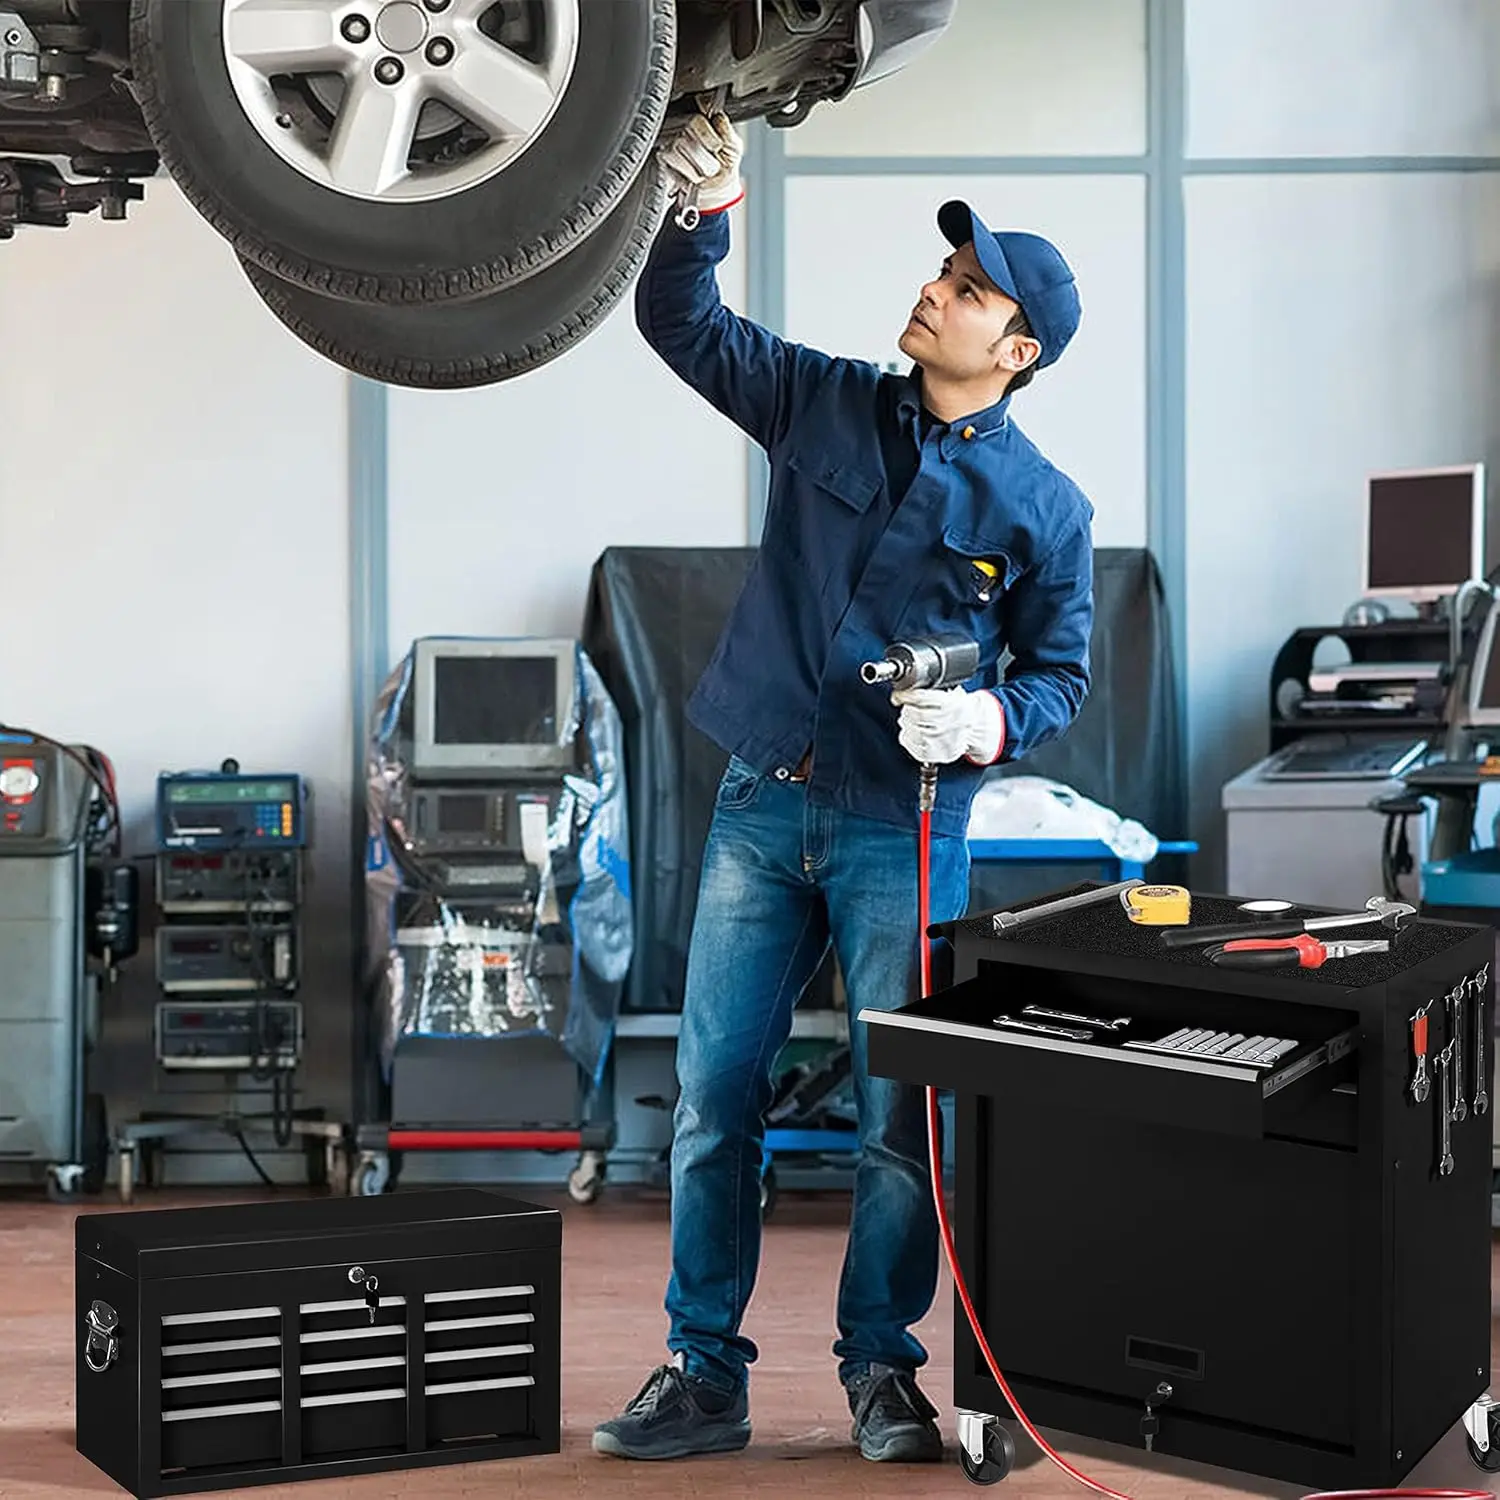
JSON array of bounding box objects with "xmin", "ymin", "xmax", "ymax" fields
[
  {"xmin": 1409, "ymin": 1002, "xmax": 1431, "ymax": 1105},
  {"xmin": 1438, "ymin": 1042, "xmax": 1456, "ymax": 1178},
  {"xmin": 1449, "ymin": 982, "xmax": 1468, "ymax": 1123},
  {"xmin": 1474, "ymin": 964, "xmax": 1491, "ymax": 1116}
]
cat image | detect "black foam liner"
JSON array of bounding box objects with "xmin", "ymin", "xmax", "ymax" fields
[{"xmin": 944, "ymin": 885, "xmax": 1477, "ymax": 989}]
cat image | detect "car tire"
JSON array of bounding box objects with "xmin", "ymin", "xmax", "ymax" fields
[
  {"xmin": 239, "ymin": 160, "xmax": 668, "ymax": 388},
  {"xmin": 128, "ymin": 0, "xmax": 674, "ymax": 304}
]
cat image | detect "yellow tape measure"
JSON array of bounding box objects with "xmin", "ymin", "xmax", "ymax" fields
[{"xmin": 1121, "ymin": 884, "xmax": 1192, "ymax": 926}]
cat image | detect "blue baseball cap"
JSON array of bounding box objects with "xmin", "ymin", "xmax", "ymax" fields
[{"xmin": 937, "ymin": 200, "xmax": 1080, "ymax": 369}]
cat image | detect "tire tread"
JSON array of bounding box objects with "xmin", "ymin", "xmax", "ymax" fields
[{"xmin": 243, "ymin": 168, "xmax": 668, "ymax": 387}]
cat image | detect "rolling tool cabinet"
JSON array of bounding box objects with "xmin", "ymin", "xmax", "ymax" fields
[
  {"xmin": 864, "ymin": 884, "xmax": 1499, "ymax": 1490},
  {"xmin": 74, "ymin": 1189, "xmax": 560, "ymax": 1498}
]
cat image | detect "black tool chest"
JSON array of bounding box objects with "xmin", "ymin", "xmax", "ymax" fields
[
  {"xmin": 74, "ymin": 1188, "xmax": 560, "ymax": 1498},
  {"xmin": 865, "ymin": 885, "xmax": 1496, "ymax": 1492}
]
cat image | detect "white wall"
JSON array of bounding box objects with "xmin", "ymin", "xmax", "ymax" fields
[
  {"xmin": 1185, "ymin": 0, "xmax": 1500, "ymax": 159},
  {"xmin": 385, "ymin": 201, "xmax": 751, "ymax": 655},
  {"xmin": 1182, "ymin": 3, "xmax": 1500, "ymax": 880},
  {"xmin": 0, "ymin": 178, "xmax": 353, "ymax": 1169}
]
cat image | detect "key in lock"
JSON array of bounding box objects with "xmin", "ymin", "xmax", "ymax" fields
[{"xmin": 348, "ymin": 1265, "xmax": 381, "ymax": 1323}]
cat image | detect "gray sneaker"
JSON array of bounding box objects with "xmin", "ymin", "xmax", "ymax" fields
[
  {"xmin": 592, "ymin": 1363, "xmax": 751, "ymax": 1461},
  {"xmin": 845, "ymin": 1363, "xmax": 944, "ymax": 1462}
]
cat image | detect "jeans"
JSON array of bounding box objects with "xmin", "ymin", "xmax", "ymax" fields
[{"xmin": 664, "ymin": 755, "xmax": 971, "ymax": 1395}]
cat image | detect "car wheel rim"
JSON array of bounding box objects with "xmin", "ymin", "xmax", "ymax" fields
[{"xmin": 221, "ymin": 0, "xmax": 581, "ymax": 204}]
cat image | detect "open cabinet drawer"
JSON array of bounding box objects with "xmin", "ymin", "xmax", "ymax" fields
[
  {"xmin": 862, "ymin": 968, "xmax": 1361, "ymax": 1141},
  {"xmin": 867, "ymin": 882, "xmax": 1494, "ymax": 1146}
]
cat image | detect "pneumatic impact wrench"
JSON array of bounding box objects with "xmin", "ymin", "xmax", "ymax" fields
[{"xmin": 860, "ymin": 632, "xmax": 981, "ymax": 813}]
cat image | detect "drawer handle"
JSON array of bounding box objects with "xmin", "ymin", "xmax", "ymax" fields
[{"xmin": 84, "ymin": 1300, "xmax": 120, "ymax": 1375}]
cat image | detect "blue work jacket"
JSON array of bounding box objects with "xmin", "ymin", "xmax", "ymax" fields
[{"xmin": 634, "ymin": 212, "xmax": 1095, "ymax": 839}]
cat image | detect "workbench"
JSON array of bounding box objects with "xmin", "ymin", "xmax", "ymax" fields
[{"xmin": 863, "ymin": 882, "xmax": 1499, "ymax": 1490}]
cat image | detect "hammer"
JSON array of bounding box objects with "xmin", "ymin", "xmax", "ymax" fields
[{"xmin": 1161, "ymin": 895, "xmax": 1416, "ymax": 949}]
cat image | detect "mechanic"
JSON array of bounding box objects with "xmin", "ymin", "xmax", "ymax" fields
[{"xmin": 593, "ymin": 106, "xmax": 1096, "ymax": 1466}]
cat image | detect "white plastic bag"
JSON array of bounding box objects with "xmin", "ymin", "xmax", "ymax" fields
[{"xmin": 966, "ymin": 775, "xmax": 1159, "ymax": 864}]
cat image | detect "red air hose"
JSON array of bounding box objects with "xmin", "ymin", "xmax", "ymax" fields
[{"xmin": 914, "ymin": 807, "xmax": 1491, "ymax": 1500}]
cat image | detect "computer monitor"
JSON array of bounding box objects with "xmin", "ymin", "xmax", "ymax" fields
[
  {"xmin": 1466, "ymin": 599, "xmax": 1500, "ymax": 727},
  {"xmin": 1362, "ymin": 464, "xmax": 1485, "ymax": 604},
  {"xmin": 411, "ymin": 637, "xmax": 578, "ymax": 779}
]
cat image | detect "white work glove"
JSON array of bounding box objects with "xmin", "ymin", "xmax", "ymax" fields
[
  {"xmin": 893, "ymin": 686, "xmax": 1005, "ymax": 766},
  {"xmin": 657, "ymin": 107, "xmax": 745, "ymax": 218}
]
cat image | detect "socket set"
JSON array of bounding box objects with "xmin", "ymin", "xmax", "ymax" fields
[
  {"xmin": 1122, "ymin": 1029, "xmax": 1300, "ymax": 1069},
  {"xmin": 988, "ymin": 1006, "xmax": 1304, "ymax": 1072}
]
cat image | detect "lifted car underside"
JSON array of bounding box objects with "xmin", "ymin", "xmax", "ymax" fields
[{"xmin": 0, "ymin": 0, "xmax": 868, "ymax": 238}]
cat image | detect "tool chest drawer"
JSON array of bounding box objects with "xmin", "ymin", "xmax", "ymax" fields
[
  {"xmin": 74, "ymin": 1189, "xmax": 560, "ymax": 1499},
  {"xmin": 867, "ymin": 970, "xmax": 1361, "ymax": 1140},
  {"xmin": 866, "ymin": 885, "xmax": 1494, "ymax": 1148}
]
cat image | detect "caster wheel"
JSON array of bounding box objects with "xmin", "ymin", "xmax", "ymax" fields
[
  {"xmin": 354, "ymin": 1154, "xmax": 391, "ymax": 1196},
  {"xmin": 759, "ymin": 1165, "xmax": 778, "ymax": 1220},
  {"xmin": 567, "ymin": 1151, "xmax": 606, "ymax": 1204},
  {"xmin": 1466, "ymin": 1432, "xmax": 1500, "ymax": 1473},
  {"xmin": 960, "ymin": 1422, "xmax": 1015, "ymax": 1485},
  {"xmin": 46, "ymin": 1163, "xmax": 85, "ymax": 1203},
  {"xmin": 1466, "ymin": 1401, "xmax": 1500, "ymax": 1472}
]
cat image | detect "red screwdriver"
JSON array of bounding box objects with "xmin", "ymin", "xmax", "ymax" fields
[{"xmin": 1207, "ymin": 933, "xmax": 1389, "ymax": 969}]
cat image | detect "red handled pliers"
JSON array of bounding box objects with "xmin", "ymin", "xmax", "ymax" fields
[{"xmin": 1206, "ymin": 933, "xmax": 1389, "ymax": 969}]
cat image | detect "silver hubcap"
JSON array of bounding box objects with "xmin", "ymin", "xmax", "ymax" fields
[{"xmin": 222, "ymin": 0, "xmax": 580, "ymax": 204}]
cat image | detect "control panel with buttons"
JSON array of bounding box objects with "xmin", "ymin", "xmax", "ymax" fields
[
  {"xmin": 156, "ymin": 771, "xmax": 307, "ymax": 851},
  {"xmin": 0, "ymin": 755, "xmax": 49, "ymax": 838}
]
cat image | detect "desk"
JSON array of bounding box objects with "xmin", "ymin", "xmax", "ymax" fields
[{"xmin": 866, "ymin": 884, "xmax": 1495, "ymax": 1490}]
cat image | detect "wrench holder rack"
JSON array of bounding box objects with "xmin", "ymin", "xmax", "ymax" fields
[
  {"xmin": 867, "ymin": 885, "xmax": 1495, "ymax": 1493},
  {"xmin": 74, "ymin": 1189, "xmax": 560, "ymax": 1498}
]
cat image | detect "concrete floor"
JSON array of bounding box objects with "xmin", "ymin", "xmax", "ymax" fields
[{"xmin": 2, "ymin": 1184, "xmax": 1497, "ymax": 1500}]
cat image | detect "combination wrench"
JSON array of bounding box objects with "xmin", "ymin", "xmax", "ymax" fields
[
  {"xmin": 1449, "ymin": 981, "xmax": 1468, "ymax": 1124},
  {"xmin": 1438, "ymin": 1041, "xmax": 1456, "ymax": 1178},
  {"xmin": 1021, "ymin": 1005, "xmax": 1132, "ymax": 1032},
  {"xmin": 1474, "ymin": 963, "xmax": 1491, "ymax": 1116}
]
